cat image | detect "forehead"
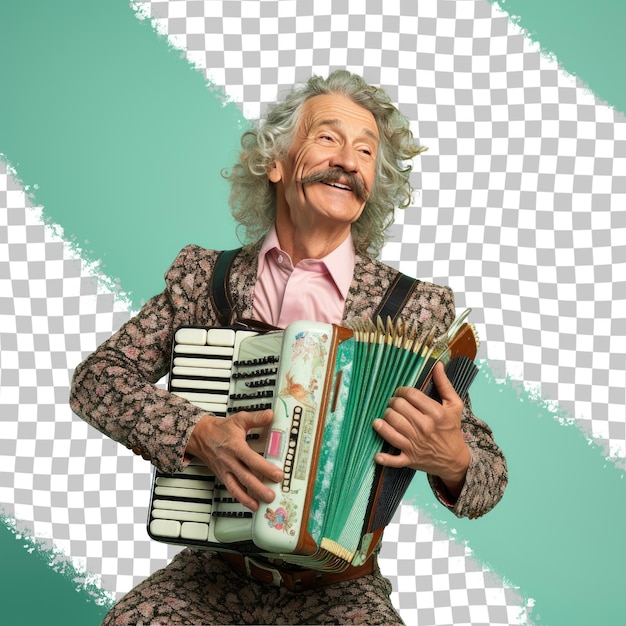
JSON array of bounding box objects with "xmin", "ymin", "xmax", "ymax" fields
[{"xmin": 298, "ymin": 93, "xmax": 379, "ymax": 141}]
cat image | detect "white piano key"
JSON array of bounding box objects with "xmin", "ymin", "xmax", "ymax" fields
[
  {"xmin": 173, "ymin": 360, "xmax": 233, "ymax": 372},
  {"xmin": 151, "ymin": 509, "xmax": 212, "ymax": 523},
  {"xmin": 179, "ymin": 379, "xmax": 229, "ymax": 392},
  {"xmin": 153, "ymin": 499, "xmax": 212, "ymax": 513},
  {"xmin": 190, "ymin": 401, "xmax": 228, "ymax": 413},
  {"xmin": 174, "ymin": 354, "xmax": 233, "ymax": 367},
  {"xmin": 180, "ymin": 465, "xmax": 215, "ymax": 477},
  {"xmin": 206, "ymin": 328, "xmax": 236, "ymax": 346},
  {"xmin": 181, "ymin": 522, "xmax": 210, "ymax": 542},
  {"xmin": 175, "ymin": 328, "xmax": 208, "ymax": 346},
  {"xmin": 154, "ymin": 485, "xmax": 213, "ymax": 499},
  {"xmin": 170, "ymin": 380, "xmax": 229, "ymax": 397},
  {"xmin": 150, "ymin": 518, "xmax": 181, "ymax": 539},
  {"xmin": 172, "ymin": 393, "xmax": 229, "ymax": 412},
  {"xmin": 170, "ymin": 378, "xmax": 226, "ymax": 390},
  {"xmin": 155, "ymin": 477, "xmax": 214, "ymax": 490},
  {"xmin": 174, "ymin": 344, "xmax": 235, "ymax": 361}
]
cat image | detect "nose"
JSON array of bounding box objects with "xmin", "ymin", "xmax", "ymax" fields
[{"xmin": 329, "ymin": 143, "xmax": 358, "ymax": 173}]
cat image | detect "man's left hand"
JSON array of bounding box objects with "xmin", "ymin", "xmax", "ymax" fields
[{"xmin": 372, "ymin": 361, "xmax": 471, "ymax": 498}]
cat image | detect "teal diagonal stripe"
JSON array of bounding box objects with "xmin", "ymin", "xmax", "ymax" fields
[
  {"xmin": 0, "ymin": 516, "xmax": 112, "ymax": 625},
  {"xmin": 0, "ymin": 0, "xmax": 244, "ymax": 307},
  {"xmin": 406, "ymin": 368, "xmax": 626, "ymax": 625},
  {"xmin": 0, "ymin": 1, "xmax": 625, "ymax": 625},
  {"xmin": 490, "ymin": 0, "xmax": 626, "ymax": 115}
]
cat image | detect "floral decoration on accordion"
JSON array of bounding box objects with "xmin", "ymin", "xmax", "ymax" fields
[
  {"xmin": 278, "ymin": 330, "xmax": 329, "ymax": 407},
  {"xmin": 264, "ymin": 496, "xmax": 297, "ymax": 536}
]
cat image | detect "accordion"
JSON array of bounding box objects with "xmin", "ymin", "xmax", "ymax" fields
[{"xmin": 148, "ymin": 311, "xmax": 479, "ymax": 571}]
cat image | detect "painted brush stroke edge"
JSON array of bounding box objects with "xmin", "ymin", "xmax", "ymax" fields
[
  {"xmin": 0, "ymin": 510, "xmax": 115, "ymax": 609},
  {"xmin": 1, "ymin": 156, "xmax": 134, "ymax": 309},
  {"xmin": 488, "ymin": 0, "xmax": 626, "ymax": 116}
]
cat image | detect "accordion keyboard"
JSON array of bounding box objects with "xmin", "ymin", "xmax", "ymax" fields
[{"xmin": 148, "ymin": 326, "xmax": 283, "ymax": 547}]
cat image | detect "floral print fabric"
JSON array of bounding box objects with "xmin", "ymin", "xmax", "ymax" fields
[{"xmin": 70, "ymin": 243, "xmax": 508, "ymax": 624}]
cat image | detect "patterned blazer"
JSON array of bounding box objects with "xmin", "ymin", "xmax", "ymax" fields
[{"xmin": 70, "ymin": 242, "xmax": 507, "ymax": 519}]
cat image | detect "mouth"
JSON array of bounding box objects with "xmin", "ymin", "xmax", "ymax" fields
[
  {"xmin": 298, "ymin": 168, "xmax": 368, "ymax": 203},
  {"xmin": 322, "ymin": 181, "xmax": 353, "ymax": 192}
]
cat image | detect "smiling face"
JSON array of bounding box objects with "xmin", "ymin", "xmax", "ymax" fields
[{"xmin": 269, "ymin": 93, "xmax": 380, "ymax": 255}]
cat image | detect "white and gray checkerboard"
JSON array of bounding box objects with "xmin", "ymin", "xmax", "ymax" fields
[{"xmin": 2, "ymin": 0, "xmax": 625, "ymax": 624}]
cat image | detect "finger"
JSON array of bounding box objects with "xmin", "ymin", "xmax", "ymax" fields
[
  {"xmin": 432, "ymin": 361, "xmax": 458, "ymax": 402},
  {"xmin": 374, "ymin": 448, "xmax": 410, "ymax": 468},
  {"xmin": 241, "ymin": 445, "xmax": 283, "ymax": 484},
  {"xmin": 392, "ymin": 386, "xmax": 432, "ymax": 413},
  {"xmin": 232, "ymin": 408, "xmax": 275, "ymax": 430},
  {"xmin": 231, "ymin": 410, "xmax": 283, "ymax": 482},
  {"xmin": 234, "ymin": 467, "xmax": 278, "ymax": 507},
  {"xmin": 219, "ymin": 451, "xmax": 280, "ymax": 510},
  {"xmin": 220, "ymin": 470, "xmax": 263, "ymax": 511},
  {"xmin": 372, "ymin": 418, "xmax": 411, "ymax": 468},
  {"xmin": 372, "ymin": 416, "xmax": 414, "ymax": 454}
]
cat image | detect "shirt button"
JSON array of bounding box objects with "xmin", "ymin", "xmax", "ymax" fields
[{"xmin": 277, "ymin": 254, "xmax": 284, "ymax": 264}]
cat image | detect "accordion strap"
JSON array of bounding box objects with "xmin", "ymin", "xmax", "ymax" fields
[
  {"xmin": 372, "ymin": 272, "xmax": 418, "ymax": 323},
  {"xmin": 211, "ymin": 248, "xmax": 418, "ymax": 325},
  {"xmin": 211, "ymin": 247, "xmax": 241, "ymax": 326},
  {"xmin": 220, "ymin": 552, "xmax": 375, "ymax": 591}
]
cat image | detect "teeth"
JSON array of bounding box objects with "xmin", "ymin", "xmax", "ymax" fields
[{"xmin": 325, "ymin": 182, "xmax": 351, "ymax": 191}]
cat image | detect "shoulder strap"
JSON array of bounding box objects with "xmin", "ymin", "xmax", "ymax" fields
[
  {"xmin": 372, "ymin": 272, "xmax": 418, "ymax": 323},
  {"xmin": 213, "ymin": 249, "xmax": 416, "ymax": 326},
  {"xmin": 211, "ymin": 248, "xmax": 241, "ymax": 326}
]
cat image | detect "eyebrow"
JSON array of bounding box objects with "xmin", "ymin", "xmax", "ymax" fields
[{"xmin": 316, "ymin": 118, "xmax": 380, "ymax": 144}]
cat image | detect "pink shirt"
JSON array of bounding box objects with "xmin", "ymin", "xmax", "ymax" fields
[{"xmin": 252, "ymin": 226, "xmax": 355, "ymax": 328}]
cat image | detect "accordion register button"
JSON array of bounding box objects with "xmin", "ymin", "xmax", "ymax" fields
[{"xmin": 175, "ymin": 328, "xmax": 208, "ymax": 346}]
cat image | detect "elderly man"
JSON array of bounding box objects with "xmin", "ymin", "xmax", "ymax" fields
[{"xmin": 71, "ymin": 71, "xmax": 507, "ymax": 625}]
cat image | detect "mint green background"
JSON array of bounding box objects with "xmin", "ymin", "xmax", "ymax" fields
[
  {"xmin": 0, "ymin": 0, "xmax": 243, "ymax": 308},
  {"xmin": 0, "ymin": 519, "xmax": 110, "ymax": 624},
  {"xmin": 1, "ymin": 0, "xmax": 625, "ymax": 624},
  {"xmin": 490, "ymin": 0, "xmax": 626, "ymax": 116}
]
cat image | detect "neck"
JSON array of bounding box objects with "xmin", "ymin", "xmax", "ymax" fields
[{"xmin": 275, "ymin": 217, "xmax": 351, "ymax": 265}]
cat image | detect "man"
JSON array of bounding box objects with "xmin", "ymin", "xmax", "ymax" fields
[{"xmin": 70, "ymin": 71, "xmax": 507, "ymax": 625}]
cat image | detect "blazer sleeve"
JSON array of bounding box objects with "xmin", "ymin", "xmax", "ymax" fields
[
  {"xmin": 428, "ymin": 397, "xmax": 508, "ymax": 519},
  {"xmin": 69, "ymin": 245, "xmax": 219, "ymax": 474},
  {"xmin": 399, "ymin": 280, "xmax": 508, "ymax": 519}
]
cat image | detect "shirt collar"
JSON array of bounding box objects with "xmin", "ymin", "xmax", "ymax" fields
[{"xmin": 257, "ymin": 224, "xmax": 355, "ymax": 298}]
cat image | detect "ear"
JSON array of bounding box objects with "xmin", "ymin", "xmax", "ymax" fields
[{"xmin": 268, "ymin": 160, "xmax": 283, "ymax": 183}]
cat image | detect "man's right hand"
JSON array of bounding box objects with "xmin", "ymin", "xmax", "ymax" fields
[{"xmin": 184, "ymin": 410, "xmax": 283, "ymax": 512}]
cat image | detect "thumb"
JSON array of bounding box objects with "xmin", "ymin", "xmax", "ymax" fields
[
  {"xmin": 432, "ymin": 361, "xmax": 458, "ymax": 403},
  {"xmin": 242, "ymin": 408, "xmax": 274, "ymax": 427}
]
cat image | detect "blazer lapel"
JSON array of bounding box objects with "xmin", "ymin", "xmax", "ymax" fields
[
  {"xmin": 228, "ymin": 246, "xmax": 404, "ymax": 325},
  {"xmin": 343, "ymin": 253, "xmax": 401, "ymax": 323},
  {"xmin": 228, "ymin": 242, "xmax": 262, "ymax": 321}
]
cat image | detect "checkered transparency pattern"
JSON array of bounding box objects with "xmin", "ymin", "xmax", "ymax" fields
[
  {"xmin": 133, "ymin": 0, "xmax": 626, "ymax": 458},
  {"xmin": 0, "ymin": 164, "xmax": 180, "ymax": 597},
  {"xmin": 0, "ymin": 161, "xmax": 528, "ymax": 624},
  {"xmin": 1, "ymin": 0, "xmax": 624, "ymax": 624}
]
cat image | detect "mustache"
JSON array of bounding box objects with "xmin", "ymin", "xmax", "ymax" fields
[{"xmin": 297, "ymin": 168, "xmax": 369, "ymax": 203}]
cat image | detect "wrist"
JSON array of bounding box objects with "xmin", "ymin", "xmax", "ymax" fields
[
  {"xmin": 184, "ymin": 414, "xmax": 215, "ymax": 459},
  {"xmin": 438, "ymin": 444, "xmax": 471, "ymax": 497}
]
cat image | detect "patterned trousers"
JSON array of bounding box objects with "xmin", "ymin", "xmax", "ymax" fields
[{"xmin": 102, "ymin": 549, "xmax": 405, "ymax": 625}]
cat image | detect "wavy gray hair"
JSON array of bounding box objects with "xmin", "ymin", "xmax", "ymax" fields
[{"xmin": 223, "ymin": 70, "xmax": 426, "ymax": 255}]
